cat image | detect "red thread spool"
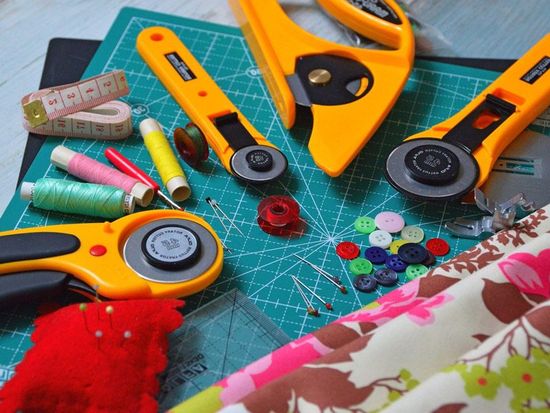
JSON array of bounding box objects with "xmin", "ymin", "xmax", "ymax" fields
[{"xmin": 257, "ymin": 195, "xmax": 304, "ymax": 236}]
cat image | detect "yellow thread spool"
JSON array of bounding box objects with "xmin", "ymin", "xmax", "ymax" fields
[{"xmin": 139, "ymin": 118, "xmax": 191, "ymax": 201}]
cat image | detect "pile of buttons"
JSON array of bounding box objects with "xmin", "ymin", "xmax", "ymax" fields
[{"xmin": 336, "ymin": 211, "xmax": 450, "ymax": 293}]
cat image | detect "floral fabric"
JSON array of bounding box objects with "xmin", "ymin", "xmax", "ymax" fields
[{"xmin": 170, "ymin": 207, "xmax": 550, "ymax": 413}]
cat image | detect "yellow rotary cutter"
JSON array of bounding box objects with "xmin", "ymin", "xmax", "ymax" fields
[
  {"xmin": 0, "ymin": 210, "xmax": 223, "ymax": 307},
  {"xmin": 229, "ymin": 0, "xmax": 414, "ymax": 177},
  {"xmin": 137, "ymin": 27, "xmax": 288, "ymax": 184},
  {"xmin": 385, "ymin": 34, "xmax": 550, "ymax": 202}
]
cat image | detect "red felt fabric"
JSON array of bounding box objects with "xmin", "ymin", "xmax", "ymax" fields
[{"xmin": 0, "ymin": 299, "xmax": 184, "ymax": 413}]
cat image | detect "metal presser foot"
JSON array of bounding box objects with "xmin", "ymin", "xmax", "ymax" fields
[{"xmin": 445, "ymin": 189, "xmax": 535, "ymax": 239}]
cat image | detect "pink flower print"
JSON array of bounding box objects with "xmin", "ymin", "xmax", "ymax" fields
[
  {"xmin": 498, "ymin": 250, "xmax": 550, "ymax": 298},
  {"xmin": 339, "ymin": 279, "xmax": 422, "ymax": 325},
  {"xmin": 407, "ymin": 292, "xmax": 453, "ymax": 326}
]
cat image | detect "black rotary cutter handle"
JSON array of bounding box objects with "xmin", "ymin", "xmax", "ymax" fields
[{"xmin": 0, "ymin": 232, "xmax": 95, "ymax": 308}]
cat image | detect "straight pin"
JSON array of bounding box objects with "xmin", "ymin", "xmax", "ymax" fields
[
  {"xmin": 207, "ymin": 198, "xmax": 245, "ymax": 237},
  {"xmin": 291, "ymin": 275, "xmax": 319, "ymax": 317},
  {"xmin": 105, "ymin": 305, "xmax": 114, "ymax": 328},
  {"xmin": 79, "ymin": 303, "xmax": 90, "ymax": 332},
  {"xmin": 206, "ymin": 197, "xmax": 231, "ymax": 233},
  {"xmin": 294, "ymin": 254, "xmax": 347, "ymax": 294},
  {"xmin": 95, "ymin": 330, "xmax": 103, "ymax": 350},
  {"xmin": 292, "ymin": 276, "xmax": 333, "ymax": 310}
]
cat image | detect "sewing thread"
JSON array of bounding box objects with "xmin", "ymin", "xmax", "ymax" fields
[{"xmin": 24, "ymin": 178, "xmax": 134, "ymax": 218}]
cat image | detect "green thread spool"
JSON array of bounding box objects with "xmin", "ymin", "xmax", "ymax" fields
[{"xmin": 21, "ymin": 178, "xmax": 135, "ymax": 219}]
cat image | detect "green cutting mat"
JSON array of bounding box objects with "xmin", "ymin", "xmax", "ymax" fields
[{"xmin": 1, "ymin": 7, "xmax": 530, "ymax": 387}]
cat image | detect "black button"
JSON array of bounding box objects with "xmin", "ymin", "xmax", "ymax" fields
[
  {"xmin": 373, "ymin": 268, "xmax": 398, "ymax": 286},
  {"xmin": 404, "ymin": 144, "xmax": 459, "ymax": 185},
  {"xmin": 246, "ymin": 149, "xmax": 273, "ymax": 171},
  {"xmin": 352, "ymin": 275, "xmax": 377, "ymax": 293},
  {"xmin": 422, "ymin": 250, "xmax": 436, "ymax": 266},
  {"xmin": 141, "ymin": 225, "xmax": 201, "ymax": 270},
  {"xmin": 397, "ymin": 243, "xmax": 428, "ymax": 264}
]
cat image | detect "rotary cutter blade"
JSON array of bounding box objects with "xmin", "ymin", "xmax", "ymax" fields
[
  {"xmin": 386, "ymin": 34, "xmax": 550, "ymax": 202},
  {"xmin": 136, "ymin": 27, "xmax": 287, "ymax": 184},
  {"xmin": 229, "ymin": 0, "xmax": 414, "ymax": 177},
  {"xmin": 0, "ymin": 210, "xmax": 223, "ymax": 305}
]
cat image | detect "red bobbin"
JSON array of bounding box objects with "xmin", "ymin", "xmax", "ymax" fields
[{"xmin": 257, "ymin": 195, "xmax": 304, "ymax": 236}]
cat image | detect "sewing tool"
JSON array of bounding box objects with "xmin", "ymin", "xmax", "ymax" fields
[
  {"xmin": 291, "ymin": 275, "xmax": 319, "ymax": 317},
  {"xmin": 51, "ymin": 145, "xmax": 153, "ymax": 207},
  {"xmin": 385, "ymin": 34, "xmax": 550, "ymax": 201},
  {"xmin": 0, "ymin": 209, "xmax": 223, "ymax": 306},
  {"xmin": 21, "ymin": 70, "xmax": 132, "ymax": 139},
  {"xmin": 291, "ymin": 275, "xmax": 333, "ymax": 310},
  {"xmin": 95, "ymin": 330, "xmax": 103, "ymax": 349},
  {"xmin": 20, "ymin": 178, "xmax": 135, "ymax": 219},
  {"xmin": 294, "ymin": 254, "xmax": 347, "ymax": 294},
  {"xmin": 140, "ymin": 118, "xmax": 191, "ymax": 202},
  {"xmin": 229, "ymin": 0, "xmax": 414, "ymax": 176},
  {"xmin": 481, "ymin": 129, "xmax": 550, "ymax": 209},
  {"xmin": 173, "ymin": 123, "xmax": 210, "ymax": 169},
  {"xmin": 257, "ymin": 195, "xmax": 305, "ymax": 236},
  {"xmin": 205, "ymin": 197, "xmax": 245, "ymax": 237},
  {"xmin": 158, "ymin": 289, "xmax": 291, "ymax": 409},
  {"xmin": 136, "ymin": 27, "xmax": 288, "ymax": 184},
  {"xmin": 104, "ymin": 147, "xmax": 182, "ymax": 210},
  {"xmin": 79, "ymin": 303, "xmax": 90, "ymax": 332},
  {"xmin": 105, "ymin": 305, "xmax": 114, "ymax": 328},
  {"xmin": 121, "ymin": 330, "xmax": 132, "ymax": 347}
]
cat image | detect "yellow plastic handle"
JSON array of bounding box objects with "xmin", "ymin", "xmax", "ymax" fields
[
  {"xmin": 229, "ymin": 0, "xmax": 414, "ymax": 176},
  {"xmin": 0, "ymin": 210, "xmax": 223, "ymax": 299},
  {"xmin": 406, "ymin": 33, "xmax": 550, "ymax": 186},
  {"xmin": 316, "ymin": 0, "xmax": 410, "ymax": 49},
  {"xmin": 136, "ymin": 26, "xmax": 277, "ymax": 175}
]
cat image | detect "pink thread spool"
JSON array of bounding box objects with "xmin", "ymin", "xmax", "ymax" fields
[{"xmin": 51, "ymin": 145, "xmax": 153, "ymax": 207}]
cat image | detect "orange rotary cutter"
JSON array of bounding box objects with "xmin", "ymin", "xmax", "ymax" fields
[
  {"xmin": 229, "ymin": 0, "xmax": 414, "ymax": 177},
  {"xmin": 137, "ymin": 27, "xmax": 288, "ymax": 184},
  {"xmin": 0, "ymin": 210, "xmax": 223, "ymax": 307},
  {"xmin": 385, "ymin": 34, "xmax": 550, "ymax": 202}
]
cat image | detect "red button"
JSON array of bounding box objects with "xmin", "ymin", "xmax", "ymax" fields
[
  {"xmin": 336, "ymin": 241, "xmax": 360, "ymax": 260},
  {"xmin": 89, "ymin": 245, "xmax": 107, "ymax": 256},
  {"xmin": 426, "ymin": 238, "xmax": 450, "ymax": 256}
]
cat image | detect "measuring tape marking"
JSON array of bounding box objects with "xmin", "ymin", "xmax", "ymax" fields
[{"xmin": 21, "ymin": 70, "xmax": 133, "ymax": 140}]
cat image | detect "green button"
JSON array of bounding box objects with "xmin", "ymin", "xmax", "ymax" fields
[
  {"xmin": 406, "ymin": 264, "xmax": 428, "ymax": 281},
  {"xmin": 354, "ymin": 216, "xmax": 376, "ymax": 234},
  {"xmin": 349, "ymin": 258, "xmax": 373, "ymax": 275},
  {"xmin": 401, "ymin": 226, "xmax": 424, "ymax": 243}
]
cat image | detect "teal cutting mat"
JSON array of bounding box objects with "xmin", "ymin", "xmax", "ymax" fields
[{"xmin": 0, "ymin": 7, "xmax": 525, "ymax": 388}]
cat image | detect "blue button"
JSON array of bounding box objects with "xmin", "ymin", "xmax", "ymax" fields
[
  {"xmin": 364, "ymin": 246, "xmax": 388, "ymax": 264},
  {"xmin": 373, "ymin": 268, "xmax": 398, "ymax": 286},
  {"xmin": 386, "ymin": 254, "xmax": 407, "ymax": 272},
  {"xmin": 352, "ymin": 275, "xmax": 378, "ymax": 293},
  {"xmin": 397, "ymin": 243, "xmax": 428, "ymax": 264}
]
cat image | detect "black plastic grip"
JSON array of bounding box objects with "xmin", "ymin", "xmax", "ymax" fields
[
  {"xmin": 0, "ymin": 271, "xmax": 72, "ymax": 308},
  {"xmin": 0, "ymin": 232, "xmax": 80, "ymax": 264}
]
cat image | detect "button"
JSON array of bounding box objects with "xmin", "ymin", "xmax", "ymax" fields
[
  {"xmin": 426, "ymin": 238, "xmax": 450, "ymax": 256},
  {"xmin": 89, "ymin": 245, "xmax": 107, "ymax": 256},
  {"xmin": 422, "ymin": 250, "xmax": 436, "ymax": 266},
  {"xmin": 406, "ymin": 264, "xmax": 429, "ymax": 280},
  {"xmin": 353, "ymin": 275, "xmax": 377, "ymax": 293},
  {"xmin": 374, "ymin": 211, "xmax": 405, "ymax": 233},
  {"xmin": 141, "ymin": 225, "xmax": 201, "ymax": 270},
  {"xmin": 369, "ymin": 230, "xmax": 392, "ymax": 249},
  {"xmin": 246, "ymin": 149, "xmax": 273, "ymax": 171},
  {"xmin": 354, "ymin": 216, "xmax": 376, "ymax": 234},
  {"xmin": 349, "ymin": 258, "xmax": 373, "ymax": 275},
  {"xmin": 400, "ymin": 226, "xmax": 424, "ymax": 243},
  {"xmin": 373, "ymin": 268, "xmax": 398, "ymax": 287},
  {"xmin": 385, "ymin": 254, "xmax": 407, "ymax": 272},
  {"xmin": 336, "ymin": 241, "xmax": 360, "ymax": 260},
  {"xmin": 397, "ymin": 243, "xmax": 428, "ymax": 264},
  {"xmin": 389, "ymin": 239, "xmax": 409, "ymax": 255},
  {"xmin": 364, "ymin": 246, "xmax": 388, "ymax": 264}
]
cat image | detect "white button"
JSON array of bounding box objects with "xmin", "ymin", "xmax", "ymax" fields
[
  {"xmin": 369, "ymin": 230, "xmax": 392, "ymax": 249},
  {"xmin": 401, "ymin": 226, "xmax": 424, "ymax": 243}
]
